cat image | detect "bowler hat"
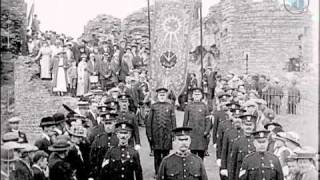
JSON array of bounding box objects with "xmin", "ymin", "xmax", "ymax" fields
[
  {"xmin": 53, "ymin": 113, "xmax": 66, "ymax": 124},
  {"xmin": 39, "ymin": 116, "xmax": 57, "ymax": 127}
]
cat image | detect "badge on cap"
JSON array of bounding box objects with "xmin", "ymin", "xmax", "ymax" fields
[
  {"xmin": 121, "ymin": 124, "xmax": 126, "ymax": 129},
  {"xmin": 246, "ymin": 116, "xmax": 251, "ymax": 121},
  {"xmin": 259, "ymin": 132, "xmax": 264, "ymax": 138},
  {"xmin": 236, "ymin": 110, "xmax": 240, "ymax": 114},
  {"xmin": 106, "ymin": 114, "xmax": 110, "ymax": 119},
  {"xmin": 111, "ymin": 102, "xmax": 115, "ymax": 106},
  {"xmin": 232, "ymin": 104, "xmax": 236, "ymax": 109},
  {"xmin": 102, "ymin": 107, "xmax": 106, "ymax": 111}
]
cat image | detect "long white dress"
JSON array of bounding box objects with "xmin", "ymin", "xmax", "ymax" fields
[
  {"xmin": 53, "ymin": 58, "xmax": 67, "ymax": 92},
  {"xmin": 76, "ymin": 61, "xmax": 87, "ymax": 96},
  {"xmin": 39, "ymin": 47, "xmax": 52, "ymax": 79}
]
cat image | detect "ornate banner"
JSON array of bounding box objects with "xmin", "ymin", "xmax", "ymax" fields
[{"xmin": 149, "ymin": 0, "xmax": 197, "ymax": 97}]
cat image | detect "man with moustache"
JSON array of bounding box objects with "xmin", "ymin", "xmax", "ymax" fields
[
  {"xmin": 146, "ymin": 87, "xmax": 176, "ymax": 176},
  {"xmin": 157, "ymin": 127, "xmax": 208, "ymax": 180},
  {"xmin": 89, "ymin": 112, "xmax": 119, "ymax": 180},
  {"xmin": 228, "ymin": 113, "xmax": 257, "ymax": 180},
  {"xmin": 239, "ymin": 130, "xmax": 284, "ymax": 180},
  {"xmin": 100, "ymin": 121, "xmax": 143, "ymax": 180},
  {"xmin": 220, "ymin": 107, "xmax": 245, "ymax": 179}
]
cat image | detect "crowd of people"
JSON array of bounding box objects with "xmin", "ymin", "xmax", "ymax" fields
[{"xmin": 1, "ymin": 65, "xmax": 316, "ymax": 180}]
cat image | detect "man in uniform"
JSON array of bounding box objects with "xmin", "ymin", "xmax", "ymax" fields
[
  {"xmin": 117, "ymin": 94, "xmax": 141, "ymax": 150},
  {"xmin": 157, "ymin": 127, "xmax": 208, "ymax": 180},
  {"xmin": 6, "ymin": 117, "xmax": 28, "ymax": 143},
  {"xmin": 100, "ymin": 121, "xmax": 143, "ymax": 180},
  {"xmin": 89, "ymin": 112, "xmax": 119, "ymax": 180},
  {"xmin": 239, "ymin": 130, "xmax": 284, "ymax": 180},
  {"xmin": 229, "ymin": 113, "xmax": 257, "ymax": 180},
  {"xmin": 212, "ymin": 92, "xmax": 230, "ymax": 146},
  {"xmin": 183, "ymin": 87, "xmax": 211, "ymax": 159},
  {"xmin": 146, "ymin": 87, "xmax": 176, "ymax": 176},
  {"xmin": 220, "ymin": 107, "xmax": 245, "ymax": 179}
]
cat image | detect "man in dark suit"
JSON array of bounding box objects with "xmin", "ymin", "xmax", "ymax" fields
[
  {"xmin": 34, "ymin": 117, "xmax": 58, "ymax": 155},
  {"xmin": 12, "ymin": 144, "xmax": 38, "ymax": 180}
]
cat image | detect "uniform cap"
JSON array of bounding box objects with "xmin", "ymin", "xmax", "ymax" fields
[
  {"xmin": 251, "ymin": 130, "xmax": 270, "ymax": 139},
  {"xmin": 226, "ymin": 102, "xmax": 241, "ymax": 110},
  {"xmin": 156, "ymin": 87, "xmax": 168, "ymax": 93},
  {"xmin": 2, "ymin": 132, "xmax": 20, "ymax": 143},
  {"xmin": 97, "ymin": 105, "xmax": 113, "ymax": 113},
  {"xmin": 264, "ymin": 121, "xmax": 282, "ymax": 129},
  {"xmin": 80, "ymin": 53, "xmax": 87, "ymax": 58},
  {"xmin": 102, "ymin": 112, "xmax": 118, "ymax": 122},
  {"xmin": 108, "ymin": 87, "xmax": 121, "ymax": 94},
  {"xmin": 115, "ymin": 121, "xmax": 134, "ymax": 132},
  {"xmin": 192, "ymin": 87, "xmax": 203, "ymax": 94},
  {"xmin": 118, "ymin": 94, "xmax": 130, "ymax": 102},
  {"xmin": 172, "ymin": 127, "xmax": 193, "ymax": 136},
  {"xmin": 8, "ymin": 117, "xmax": 22, "ymax": 123},
  {"xmin": 239, "ymin": 113, "xmax": 257, "ymax": 124}
]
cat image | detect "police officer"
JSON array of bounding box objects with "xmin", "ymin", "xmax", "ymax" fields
[
  {"xmin": 229, "ymin": 113, "xmax": 257, "ymax": 180},
  {"xmin": 157, "ymin": 127, "xmax": 208, "ymax": 180},
  {"xmin": 220, "ymin": 107, "xmax": 245, "ymax": 179},
  {"xmin": 117, "ymin": 94, "xmax": 141, "ymax": 150},
  {"xmin": 89, "ymin": 112, "xmax": 119, "ymax": 180},
  {"xmin": 183, "ymin": 87, "xmax": 211, "ymax": 159},
  {"xmin": 239, "ymin": 130, "xmax": 284, "ymax": 180},
  {"xmin": 100, "ymin": 121, "xmax": 143, "ymax": 180},
  {"xmin": 146, "ymin": 87, "xmax": 176, "ymax": 175}
]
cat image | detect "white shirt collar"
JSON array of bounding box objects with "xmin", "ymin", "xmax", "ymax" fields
[{"xmin": 42, "ymin": 133, "xmax": 50, "ymax": 141}]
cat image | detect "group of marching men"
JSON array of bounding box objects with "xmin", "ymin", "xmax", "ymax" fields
[{"xmin": 1, "ymin": 71, "xmax": 317, "ymax": 180}]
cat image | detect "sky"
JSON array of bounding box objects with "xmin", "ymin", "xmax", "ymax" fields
[
  {"xmin": 28, "ymin": 0, "xmax": 219, "ymax": 38},
  {"xmin": 27, "ymin": 0, "xmax": 318, "ymax": 40}
]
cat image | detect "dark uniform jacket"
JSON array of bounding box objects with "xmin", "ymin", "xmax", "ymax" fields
[
  {"xmin": 183, "ymin": 102, "xmax": 211, "ymax": 150},
  {"xmin": 31, "ymin": 166, "xmax": 46, "ymax": 180},
  {"xmin": 239, "ymin": 151, "xmax": 284, "ymax": 180},
  {"xmin": 221, "ymin": 127, "xmax": 244, "ymax": 171},
  {"xmin": 157, "ymin": 152, "xmax": 208, "ymax": 180},
  {"xmin": 87, "ymin": 124, "xmax": 105, "ymax": 144},
  {"xmin": 48, "ymin": 152, "xmax": 74, "ymax": 180},
  {"xmin": 89, "ymin": 132, "xmax": 119, "ymax": 179},
  {"xmin": 229, "ymin": 135, "xmax": 256, "ymax": 180},
  {"xmin": 146, "ymin": 101, "xmax": 176, "ymax": 150},
  {"xmin": 100, "ymin": 145, "xmax": 143, "ymax": 180},
  {"xmin": 117, "ymin": 111, "xmax": 141, "ymax": 146},
  {"xmin": 216, "ymin": 119, "xmax": 232, "ymax": 159},
  {"xmin": 12, "ymin": 159, "xmax": 33, "ymax": 180},
  {"xmin": 212, "ymin": 110, "xmax": 228, "ymax": 144},
  {"xmin": 66, "ymin": 144, "xmax": 88, "ymax": 180}
]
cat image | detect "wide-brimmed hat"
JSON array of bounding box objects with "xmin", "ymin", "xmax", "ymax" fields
[
  {"xmin": 48, "ymin": 139, "xmax": 71, "ymax": 152},
  {"xmin": 1, "ymin": 142, "xmax": 24, "ymax": 150},
  {"xmin": 39, "ymin": 116, "xmax": 57, "ymax": 127},
  {"xmin": 67, "ymin": 125, "xmax": 87, "ymax": 138},
  {"xmin": 8, "ymin": 116, "xmax": 22, "ymax": 123},
  {"xmin": 2, "ymin": 132, "xmax": 19, "ymax": 143},
  {"xmin": 294, "ymin": 146, "xmax": 316, "ymax": 159},
  {"xmin": 20, "ymin": 143, "xmax": 38, "ymax": 154},
  {"xmin": 284, "ymin": 131, "xmax": 301, "ymax": 147}
]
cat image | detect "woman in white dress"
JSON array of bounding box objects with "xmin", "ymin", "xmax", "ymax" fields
[
  {"xmin": 34, "ymin": 40, "xmax": 52, "ymax": 80},
  {"xmin": 51, "ymin": 51, "xmax": 69, "ymax": 96},
  {"xmin": 76, "ymin": 54, "xmax": 89, "ymax": 96}
]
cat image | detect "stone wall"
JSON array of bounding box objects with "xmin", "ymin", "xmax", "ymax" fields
[
  {"xmin": 205, "ymin": 0, "xmax": 313, "ymax": 70},
  {"xmin": 14, "ymin": 57, "xmax": 77, "ymax": 143}
]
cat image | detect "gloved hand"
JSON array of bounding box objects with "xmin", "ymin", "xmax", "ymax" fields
[
  {"xmin": 216, "ymin": 159, "xmax": 221, "ymax": 167},
  {"xmin": 220, "ymin": 169, "xmax": 228, "ymax": 176},
  {"xmin": 134, "ymin": 144, "xmax": 141, "ymax": 151},
  {"xmin": 213, "ymin": 144, "xmax": 217, "ymax": 148}
]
